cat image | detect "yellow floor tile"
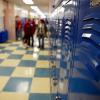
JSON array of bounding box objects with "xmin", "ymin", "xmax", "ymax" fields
[
  {"xmin": 39, "ymin": 51, "xmax": 49, "ymax": 56},
  {"xmin": 12, "ymin": 42, "xmax": 21, "ymax": 44},
  {"xmin": 31, "ymin": 78, "xmax": 50, "ymax": 93},
  {"xmin": 0, "ymin": 54, "xmax": 9, "ymax": 59},
  {"xmin": 0, "ymin": 44, "xmax": 9, "ymax": 47},
  {"xmin": 45, "ymin": 44, "xmax": 49, "ymax": 48},
  {"xmin": 0, "ymin": 77, "xmax": 9, "ymax": 91},
  {"xmin": 12, "ymin": 67, "xmax": 35, "ymax": 78},
  {"xmin": 12, "ymin": 50, "xmax": 26, "ymax": 55},
  {"xmin": 1, "ymin": 60, "xmax": 20, "ymax": 67},
  {"xmin": 0, "ymin": 92, "xmax": 28, "ymax": 100},
  {"xmin": 45, "ymin": 40, "xmax": 49, "ymax": 44},
  {"xmin": 4, "ymin": 47, "xmax": 17, "ymax": 50},
  {"xmin": 27, "ymin": 48, "xmax": 33, "ymax": 51},
  {"xmin": 22, "ymin": 55, "xmax": 33, "ymax": 60},
  {"xmin": 36, "ymin": 61, "xmax": 50, "ymax": 68}
]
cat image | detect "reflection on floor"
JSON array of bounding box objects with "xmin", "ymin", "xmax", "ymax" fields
[{"xmin": 0, "ymin": 38, "xmax": 51, "ymax": 100}]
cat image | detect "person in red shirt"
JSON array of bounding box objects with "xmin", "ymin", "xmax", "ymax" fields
[
  {"xmin": 30, "ymin": 19, "xmax": 36, "ymax": 47},
  {"xmin": 23, "ymin": 18, "xmax": 31, "ymax": 48},
  {"xmin": 16, "ymin": 17, "xmax": 22, "ymax": 40}
]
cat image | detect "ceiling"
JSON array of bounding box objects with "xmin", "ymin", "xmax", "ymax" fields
[{"xmin": 6, "ymin": 0, "xmax": 50, "ymax": 13}]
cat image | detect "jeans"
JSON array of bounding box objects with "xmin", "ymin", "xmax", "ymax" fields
[
  {"xmin": 30, "ymin": 36, "xmax": 34, "ymax": 47},
  {"xmin": 16, "ymin": 29, "xmax": 22, "ymax": 40},
  {"xmin": 38, "ymin": 35, "xmax": 44, "ymax": 48}
]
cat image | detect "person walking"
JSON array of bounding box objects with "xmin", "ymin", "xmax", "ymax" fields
[
  {"xmin": 16, "ymin": 16, "xmax": 22, "ymax": 40},
  {"xmin": 23, "ymin": 18, "xmax": 31, "ymax": 48},
  {"xmin": 30, "ymin": 19, "xmax": 36, "ymax": 47},
  {"xmin": 42, "ymin": 19, "xmax": 48, "ymax": 38},
  {"xmin": 37, "ymin": 19, "xmax": 45, "ymax": 49}
]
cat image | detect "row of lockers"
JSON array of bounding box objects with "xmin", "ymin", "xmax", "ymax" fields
[{"xmin": 49, "ymin": 0, "xmax": 100, "ymax": 100}]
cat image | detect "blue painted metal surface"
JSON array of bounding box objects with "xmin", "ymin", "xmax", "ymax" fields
[
  {"xmin": 50, "ymin": 0, "xmax": 100, "ymax": 100},
  {"xmin": 0, "ymin": 30, "xmax": 8, "ymax": 43}
]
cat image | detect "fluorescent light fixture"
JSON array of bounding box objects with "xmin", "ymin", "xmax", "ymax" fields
[
  {"xmin": 23, "ymin": 0, "xmax": 34, "ymax": 4},
  {"xmin": 21, "ymin": 10, "xmax": 28, "ymax": 17},
  {"xmin": 31, "ymin": 6, "xmax": 39, "ymax": 11},
  {"xmin": 31, "ymin": 6, "xmax": 46, "ymax": 18}
]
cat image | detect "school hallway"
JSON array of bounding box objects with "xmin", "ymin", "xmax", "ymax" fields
[
  {"xmin": 0, "ymin": 0, "xmax": 100, "ymax": 100},
  {"xmin": 0, "ymin": 38, "xmax": 51, "ymax": 100}
]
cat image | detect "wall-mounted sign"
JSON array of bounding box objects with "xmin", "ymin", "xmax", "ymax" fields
[{"xmin": 90, "ymin": 0, "xmax": 100, "ymax": 7}]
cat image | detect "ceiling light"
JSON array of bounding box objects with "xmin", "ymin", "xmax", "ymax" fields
[
  {"xmin": 23, "ymin": 0, "xmax": 34, "ymax": 5},
  {"xmin": 31, "ymin": 6, "xmax": 46, "ymax": 18},
  {"xmin": 31, "ymin": 6, "xmax": 40, "ymax": 12}
]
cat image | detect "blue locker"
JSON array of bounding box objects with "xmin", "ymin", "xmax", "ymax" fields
[{"xmin": 50, "ymin": 0, "xmax": 100, "ymax": 100}]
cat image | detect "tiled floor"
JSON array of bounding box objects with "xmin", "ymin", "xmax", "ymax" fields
[{"xmin": 0, "ymin": 39, "xmax": 51, "ymax": 100}]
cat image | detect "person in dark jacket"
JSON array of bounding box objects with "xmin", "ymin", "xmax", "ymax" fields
[
  {"xmin": 41, "ymin": 19, "xmax": 48, "ymax": 38},
  {"xmin": 23, "ymin": 18, "xmax": 31, "ymax": 48},
  {"xmin": 37, "ymin": 19, "xmax": 45, "ymax": 49}
]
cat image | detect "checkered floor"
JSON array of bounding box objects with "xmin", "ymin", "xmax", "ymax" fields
[{"xmin": 0, "ymin": 38, "xmax": 51, "ymax": 100}]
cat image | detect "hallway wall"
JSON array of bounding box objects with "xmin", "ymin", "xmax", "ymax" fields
[
  {"xmin": 0, "ymin": 0, "xmax": 4, "ymax": 31},
  {"xmin": 3, "ymin": 1, "xmax": 16, "ymax": 41},
  {"xmin": 14, "ymin": 5, "xmax": 29, "ymax": 18},
  {"xmin": 0, "ymin": 0, "xmax": 30, "ymax": 41},
  {"xmin": 0, "ymin": 0, "xmax": 40, "ymax": 41}
]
